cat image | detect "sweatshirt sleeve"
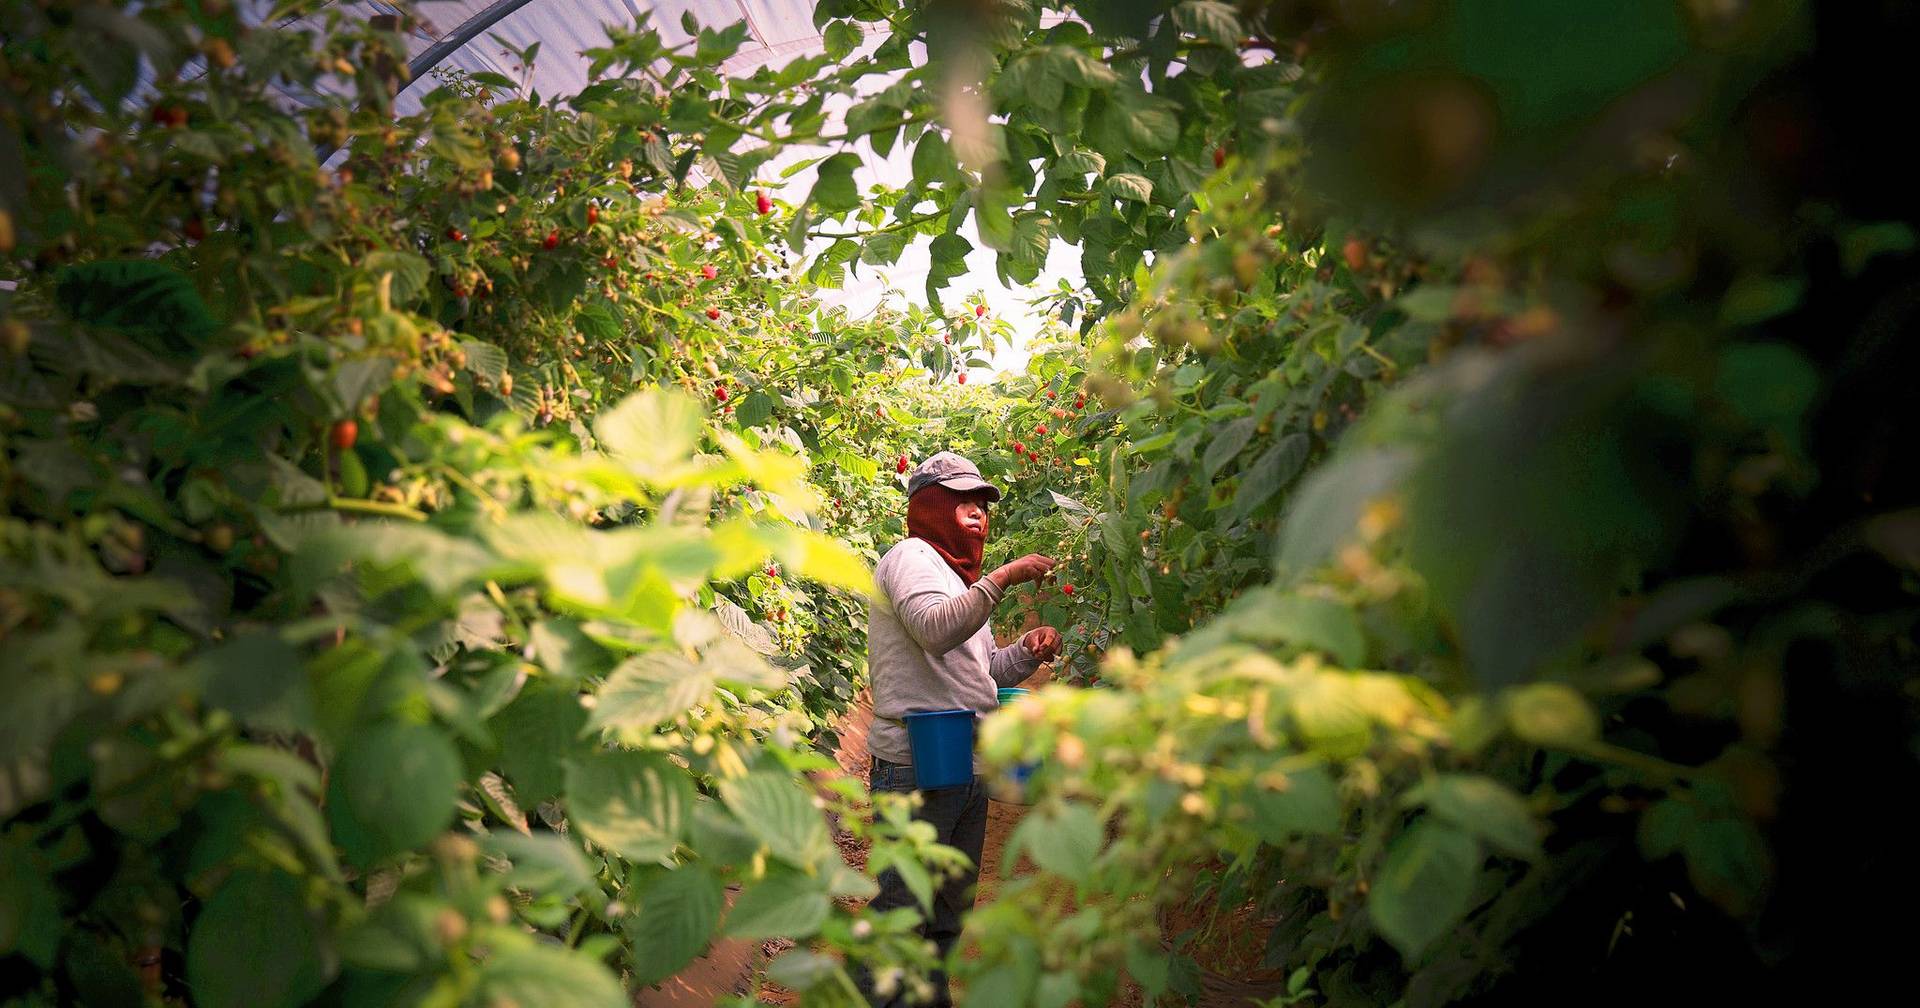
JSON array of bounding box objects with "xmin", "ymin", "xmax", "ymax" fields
[
  {"xmin": 989, "ymin": 639, "xmax": 1040, "ymax": 688},
  {"xmin": 882, "ymin": 546, "xmax": 1005, "ymax": 655}
]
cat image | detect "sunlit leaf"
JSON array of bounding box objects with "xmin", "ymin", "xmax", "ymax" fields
[
  {"xmin": 591, "ymin": 651, "xmax": 713, "ymax": 733},
  {"xmin": 593, "ymin": 387, "xmax": 704, "ymax": 482},
  {"xmin": 1502, "ymin": 683, "xmax": 1598, "ymax": 748}
]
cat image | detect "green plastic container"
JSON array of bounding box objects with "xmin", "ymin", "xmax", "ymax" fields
[{"xmin": 996, "ymin": 686, "xmax": 1030, "ymax": 705}]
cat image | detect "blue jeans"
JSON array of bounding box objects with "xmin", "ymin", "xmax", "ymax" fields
[{"xmin": 853, "ymin": 756, "xmax": 987, "ymax": 1007}]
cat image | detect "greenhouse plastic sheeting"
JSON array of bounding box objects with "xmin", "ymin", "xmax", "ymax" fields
[{"xmin": 284, "ymin": 1, "xmax": 843, "ymax": 117}]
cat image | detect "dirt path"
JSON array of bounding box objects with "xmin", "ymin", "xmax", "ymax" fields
[{"xmin": 746, "ymin": 660, "xmax": 1050, "ymax": 1006}]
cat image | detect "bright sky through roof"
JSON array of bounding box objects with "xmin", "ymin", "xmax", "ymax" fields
[
  {"xmin": 378, "ymin": 1, "xmax": 1080, "ymax": 384},
  {"xmin": 756, "ymin": 30, "xmax": 1082, "ymax": 383}
]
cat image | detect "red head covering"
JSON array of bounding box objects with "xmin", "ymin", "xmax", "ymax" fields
[{"xmin": 907, "ymin": 483, "xmax": 990, "ymax": 585}]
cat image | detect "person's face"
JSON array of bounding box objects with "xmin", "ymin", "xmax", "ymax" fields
[{"xmin": 953, "ymin": 496, "xmax": 989, "ymax": 537}]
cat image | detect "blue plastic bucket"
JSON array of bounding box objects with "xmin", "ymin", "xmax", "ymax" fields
[
  {"xmin": 988, "ymin": 689, "xmax": 1039, "ymax": 804},
  {"xmin": 903, "ymin": 709, "xmax": 976, "ymax": 789}
]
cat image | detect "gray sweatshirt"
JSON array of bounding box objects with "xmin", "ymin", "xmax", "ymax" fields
[{"xmin": 867, "ymin": 537, "xmax": 1040, "ymax": 766}]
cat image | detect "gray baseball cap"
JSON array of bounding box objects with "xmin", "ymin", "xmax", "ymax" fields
[{"xmin": 905, "ymin": 451, "xmax": 1002, "ymax": 501}]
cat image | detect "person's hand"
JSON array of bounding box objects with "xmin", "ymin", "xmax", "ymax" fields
[
  {"xmin": 1021, "ymin": 625, "xmax": 1062, "ymax": 662},
  {"xmin": 988, "ymin": 553, "xmax": 1055, "ymax": 590}
]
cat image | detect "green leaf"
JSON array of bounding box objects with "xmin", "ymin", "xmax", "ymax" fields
[
  {"xmin": 1368, "ymin": 820, "xmax": 1482, "ymax": 959},
  {"xmin": 1114, "ymin": 92, "xmax": 1179, "ymax": 156},
  {"xmin": 690, "ymin": 799, "xmax": 764, "ymax": 866},
  {"xmin": 466, "ymin": 71, "xmax": 519, "ymax": 91},
  {"xmin": 1049, "ymin": 490, "xmax": 1094, "ymax": 515},
  {"xmin": 1036, "ymin": 972, "xmax": 1079, "ymax": 1008},
  {"xmin": 594, "ymin": 387, "xmax": 703, "ymax": 481},
  {"xmin": 186, "ymin": 872, "xmax": 332, "ymax": 1008},
  {"xmin": 724, "ymin": 868, "xmax": 832, "ymax": 939},
  {"xmin": 475, "ymin": 932, "xmax": 626, "ymax": 1008},
  {"xmin": 291, "ymin": 521, "xmax": 493, "ymax": 597},
  {"xmin": 1277, "ymin": 448, "xmax": 1412, "ymax": 577},
  {"xmin": 1682, "ymin": 817, "xmax": 1770, "ymax": 917},
  {"xmin": 333, "ymin": 356, "xmax": 395, "ymax": 415},
  {"xmin": 527, "ymin": 618, "xmax": 609, "ymax": 682},
  {"xmin": 71, "ymin": 9, "xmax": 143, "ymax": 107},
  {"xmin": 491, "ymin": 682, "xmax": 589, "ymax": 804},
  {"xmin": 1408, "ymin": 774, "xmax": 1541, "ymax": 859},
  {"xmin": 1057, "ymin": 149, "xmax": 1106, "ymax": 175},
  {"xmin": 1713, "ymin": 342, "xmax": 1819, "ymax": 436},
  {"xmin": 0, "ymin": 834, "xmax": 60, "ymax": 967},
  {"xmin": 1394, "ymin": 285, "xmax": 1457, "ymax": 322},
  {"xmin": 63, "ymin": 928, "xmax": 145, "ymax": 1006},
  {"xmin": 843, "ymin": 97, "xmax": 902, "ymax": 141},
  {"xmin": 1125, "ymin": 942, "xmax": 1171, "ymax": 1000},
  {"xmin": 483, "ymin": 831, "xmax": 596, "ymax": 896},
  {"xmin": 327, "ymin": 721, "xmax": 462, "ymax": 867},
  {"xmin": 870, "ymin": 844, "xmax": 935, "ymax": 910},
  {"xmin": 197, "ymin": 631, "xmax": 312, "ymax": 733},
  {"xmin": 565, "ymin": 749, "xmax": 693, "ymax": 863},
  {"xmin": 928, "ymin": 231, "xmax": 974, "ymax": 296},
  {"xmin": 1105, "ymin": 173, "xmax": 1154, "ymax": 204},
  {"xmin": 823, "ymin": 19, "xmax": 862, "ymax": 60},
  {"xmin": 735, "ymin": 389, "xmax": 777, "ymax": 428},
  {"xmin": 778, "ymin": 529, "xmax": 875, "ymax": 594},
  {"xmin": 1200, "ymin": 416, "xmax": 1257, "ymax": 479},
  {"xmin": 862, "ymin": 229, "xmax": 910, "ymax": 266},
  {"xmin": 1171, "ymin": 1, "xmax": 1242, "ymax": 48},
  {"xmin": 977, "ymin": 184, "xmax": 1017, "ymax": 252},
  {"xmin": 912, "ymin": 130, "xmax": 954, "ymax": 187},
  {"xmin": 53, "ymin": 260, "xmax": 218, "ymax": 343},
  {"xmin": 1718, "ymin": 275, "xmax": 1804, "ymax": 327},
  {"xmin": 574, "ymin": 303, "xmax": 621, "ymax": 344},
  {"xmin": 364, "ymin": 250, "xmax": 430, "ymax": 303},
  {"xmin": 766, "ymin": 948, "xmax": 842, "ymax": 991},
  {"xmin": 1043, "ymin": 46, "xmax": 1119, "ymax": 89},
  {"xmin": 1246, "ymin": 765, "xmax": 1340, "ymax": 843},
  {"xmin": 1636, "ymin": 797, "xmax": 1699, "ymax": 860},
  {"xmin": 965, "ymin": 965, "xmax": 1030, "ymax": 1005},
  {"xmin": 591, "ymin": 651, "xmax": 713, "ymax": 733},
  {"xmin": 720, "ymin": 771, "xmax": 831, "ymax": 867},
  {"xmin": 1017, "ymin": 802, "xmax": 1102, "ymax": 885},
  {"xmin": 624, "ymin": 866, "xmax": 725, "ymax": 984},
  {"xmin": 713, "ymin": 598, "xmax": 780, "ymax": 656},
  {"xmin": 1840, "ymin": 220, "xmax": 1916, "ymax": 275},
  {"xmin": 1287, "ymin": 674, "xmax": 1373, "ymax": 759},
  {"xmin": 1227, "ymin": 433, "xmax": 1309, "ymax": 523},
  {"xmin": 1011, "ymin": 210, "xmax": 1056, "ymax": 270},
  {"xmin": 1503, "ymin": 682, "xmax": 1599, "ymax": 747},
  {"xmin": 1237, "ymin": 593, "xmax": 1365, "ymax": 667},
  {"xmin": 808, "ymin": 153, "xmax": 862, "ymax": 215}
]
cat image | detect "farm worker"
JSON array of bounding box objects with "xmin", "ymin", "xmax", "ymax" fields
[{"xmin": 855, "ymin": 450, "xmax": 1061, "ymax": 1007}]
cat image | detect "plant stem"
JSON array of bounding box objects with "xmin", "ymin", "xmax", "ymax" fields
[
  {"xmin": 564, "ymin": 905, "xmax": 593, "ymax": 948},
  {"xmin": 808, "ymin": 211, "xmax": 943, "ymax": 240},
  {"xmin": 279, "ymin": 496, "xmax": 430, "ymax": 522}
]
